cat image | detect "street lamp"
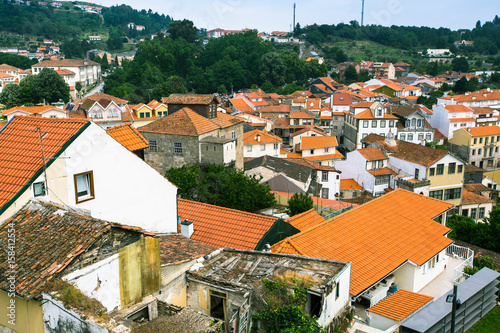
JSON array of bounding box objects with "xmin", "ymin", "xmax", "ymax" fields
[{"xmin": 445, "ymin": 285, "xmax": 462, "ymax": 333}]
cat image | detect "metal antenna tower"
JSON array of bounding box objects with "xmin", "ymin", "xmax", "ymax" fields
[{"xmin": 361, "ymin": 0, "xmax": 365, "ymax": 26}]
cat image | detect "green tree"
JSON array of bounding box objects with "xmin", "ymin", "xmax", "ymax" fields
[
  {"xmin": 287, "ymin": 193, "xmax": 313, "ymax": 217},
  {"xmin": 452, "ymin": 57, "xmax": 470, "ymax": 73},
  {"xmin": 153, "ymin": 75, "xmax": 187, "ymax": 100},
  {"xmin": 260, "ymin": 52, "xmax": 286, "ymax": 86},
  {"xmin": 168, "ymin": 19, "xmax": 197, "ymax": 43},
  {"xmin": 166, "ymin": 163, "xmax": 276, "ymax": 212},
  {"xmin": 35, "ymin": 68, "xmax": 70, "ymax": 103},
  {"xmin": 344, "ymin": 64, "xmax": 358, "ymax": 82},
  {"xmin": 75, "ymin": 81, "xmax": 82, "ymax": 99},
  {"xmin": 107, "ymin": 34, "xmax": 123, "ymax": 51},
  {"xmin": 0, "ymin": 83, "xmax": 22, "ymax": 108}
]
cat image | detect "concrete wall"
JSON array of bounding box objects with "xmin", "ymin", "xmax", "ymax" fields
[
  {"xmin": 414, "ymin": 249, "xmax": 447, "ymax": 293},
  {"xmin": 155, "ymin": 272, "xmax": 188, "ymax": 307},
  {"xmin": 63, "ymin": 123, "xmax": 178, "ymax": 233},
  {"xmin": 318, "ymin": 264, "xmax": 351, "ymax": 327},
  {"xmin": 63, "ymin": 254, "xmax": 121, "ymax": 312},
  {"xmin": 0, "ymin": 291, "xmax": 44, "ymax": 333},
  {"xmin": 393, "ymin": 262, "xmax": 416, "ymax": 292},
  {"xmin": 368, "ymin": 312, "xmax": 399, "ymax": 331}
]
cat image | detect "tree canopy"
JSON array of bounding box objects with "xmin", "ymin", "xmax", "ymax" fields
[
  {"xmin": 165, "ymin": 163, "xmax": 276, "ymax": 212},
  {"xmin": 287, "ymin": 193, "xmax": 314, "ymax": 217}
]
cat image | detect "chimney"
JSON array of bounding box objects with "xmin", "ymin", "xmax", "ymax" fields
[
  {"xmin": 385, "ymin": 130, "xmax": 397, "ymax": 146},
  {"xmin": 181, "ymin": 219, "xmax": 194, "ymax": 238},
  {"xmin": 257, "ymin": 134, "xmax": 261, "ymax": 142}
]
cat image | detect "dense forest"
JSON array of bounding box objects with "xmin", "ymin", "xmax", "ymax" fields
[
  {"xmin": 300, "ymin": 15, "xmax": 500, "ymax": 56},
  {"xmin": 0, "ymin": 2, "xmax": 171, "ymax": 41},
  {"xmin": 103, "ymin": 24, "xmax": 329, "ymax": 103}
]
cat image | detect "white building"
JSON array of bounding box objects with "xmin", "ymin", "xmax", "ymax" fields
[
  {"xmin": 430, "ymin": 104, "xmax": 476, "ymax": 139},
  {"xmin": 0, "ymin": 116, "xmax": 178, "ymax": 234},
  {"xmin": 32, "ymin": 58, "xmax": 101, "ymax": 88},
  {"xmin": 243, "ymin": 129, "xmax": 282, "ymax": 158}
]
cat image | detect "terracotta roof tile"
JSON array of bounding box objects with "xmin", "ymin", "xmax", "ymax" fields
[
  {"xmin": 71, "ymin": 92, "xmax": 128, "ymax": 107},
  {"xmin": 2, "ymin": 105, "xmax": 65, "ymax": 116},
  {"xmin": 243, "ymin": 129, "xmax": 281, "ymax": 145},
  {"xmin": 272, "ymin": 189, "xmax": 453, "ymax": 296},
  {"xmin": 177, "ymin": 199, "xmax": 277, "ymax": 250},
  {"xmin": 290, "ymin": 125, "xmax": 325, "ymax": 137},
  {"xmin": 449, "ymin": 117, "xmax": 475, "ymax": 123},
  {"xmin": 285, "ymin": 209, "xmax": 325, "ymax": 231},
  {"xmin": 138, "ymin": 107, "xmax": 219, "ymax": 136},
  {"xmin": 466, "ymin": 125, "xmax": 500, "ymax": 136},
  {"xmin": 444, "ymin": 105, "xmax": 474, "ymax": 113},
  {"xmin": 352, "ymin": 109, "xmax": 398, "ymax": 120},
  {"xmin": 367, "ymin": 290, "xmax": 433, "ymax": 321},
  {"xmin": 0, "ymin": 116, "xmax": 89, "ymax": 212},
  {"xmin": 210, "ymin": 112, "xmax": 244, "ymax": 128},
  {"xmin": 230, "ymin": 98, "xmax": 254, "ymax": 112},
  {"xmin": 358, "ymin": 148, "xmax": 387, "ymax": 161},
  {"xmin": 166, "ymin": 94, "xmax": 218, "ymax": 105},
  {"xmin": 461, "ymin": 188, "xmax": 494, "ymax": 205},
  {"xmin": 367, "ymin": 167, "xmax": 397, "ymax": 176},
  {"xmin": 159, "ymin": 234, "xmax": 215, "ymax": 266},
  {"xmin": 290, "ymin": 111, "xmax": 315, "ymax": 119},
  {"xmin": 106, "ymin": 123, "xmax": 149, "ymax": 151},
  {"xmin": 34, "ymin": 58, "xmax": 99, "ymax": 68},
  {"xmin": 258, "ymin": 104, "xmax": 291, "ymax": 113},
  {"xmin": 340, "ymin": 179, "xmax": 363, "ymax": 191},
  {"xmin": 301, "ymin": 136, "xmax": 337, "ymax": 149},
  {"xmin": 303, "ymin": 152, "xmax": 344, "ymax": 161}
]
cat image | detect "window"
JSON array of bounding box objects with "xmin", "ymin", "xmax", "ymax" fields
[
  {"xmin": 462, "ymin": 209, "xmax": 469, "ymax": 217},
  {"xmin": 457, "ymin": 164, "xmax": 463, "ymax": 173},
  {"xmin": 400, "ymin": 133, "xmax": 406, "ymax": 141},
  {"xmin": 139, "ymin": 112, "xmax": 151, "ymax": 118},
  {"xmin": 496, "ymin": 147, "xmax": 499, "ymax": 153},
  {"xmin": 232, "ymin": 130, "xmax": 236, "ymax": 140},
  {"xmin": 149, "ymin": 140, "xmax": 157, "ymax": 151},
  {"xmin": 324, "ymin": 148, "xmax": 329, "ymax": 153},
  {"xmin": 310, "ymin": 149, "xmax": 314, "ymax": 155},
  {"xmin": 426, "ymin": 133, "xmax": 431, "ymax": 141},
  {"xmin": 485, "ymin": 137, "xmax": 489, "ymax": 145},
  {"xmin": 380, "ymin": 120, "xmax": 386, "ymax": 128},
  {"xmin": 260, "ymin": 144, "xmax": 265, "ymax": 151},
  {"xmin": 322, "ymin": 171, "xmax": 328, "ymax": 182},
  {"xmin": 33, "ymin": 181, "xmax": 46, "ymax": 197},
  {"xmin": 157, "ymin": 111, "xmax": 167, "ymax": 117},
  {"xmin": 418, "ymin": 133, "xmax": 424, "ymax": 141},
  {"xmin": 247, "ymin": 145, "xmax": 252, "ymax": 152},
  {"xmin": 479, "ymin": 207, "xmax": 485, "ymax": 218},
  {"xmin": 407, "ymin": 133, "xmax": 414, "ymax": 141},
  {"xmin": 417, "ymin": 119, "xmax": 422, "ymax": 128},
  {"xmin": 405, "ymin": 120, "xmax": 410, "ymax": 128},
  {"xmin": 436, "ymin": 164, "xmax": 444, "ymax": 175},
  {"xmin": 372, "ymin": 120, "xmax": 377, "ymax": 128},
  {"xmin": 174, "ymin": 142, "xmax": 183, "ymax": 154},
  {"xmin": 321, "ymin": 188, "xmax": 329, "ymax": 199},
  {"xmin": 107, "ymin": 108, "xmax": 118, "ymax": 118},
  {"xmin": 375, "ymin": 175, "xmax": 390, "ymax": 185},
  {"xmin": 478, "ymin": 148, "xmax": 482, "ymax": 155},
  {"xmin": 74, "ymin": 171, "xmax": 94, "ymax": 203},
  {"xmin": 429, "ymin": 168, "xmax": 435, "ymax": 176},
  {"xmin": 429, "ymin": 190, "xmax": 443, "ymax": 200},
  {"xmin": 372, "ymin": 161, "xmax": 377, "ymax": 169},
  {"xmin": 91, "ymin": 109, "xmax": 102, "ymax": 119},
  {"xmin": 497, "ymin": 135, "xmax": 500, "ymax": 142},
  {"xmin": 471, "ymin": 208, "xmax": 477, "ymax": 219},
  {"xmin": 474, "ymin": 138, "xmax": 477, "ymax": 145},
  {"xmin": 389, "ymin": 120, "xmax": 394, "ymax": 127},
  {"xmin": 273, "ymin": 143, "xmax": 279, "ymax": 150},
  {"xmin": 444, "ymin": 188, "xmax": 461, "ymax": 200},
  {"xmin": 208, "ymin": 104, "xmax": 216, "ymax": 119},
  {"xmin": 472, "ymin": 149, "xmax": 476, "ymax": 156},
  {"xmin": 448, "ymin": 162, "xmax": 456, "ymax": 174},
  {"xmin": 411, "ymin": 118, "xmax": 416, "ymax": 127},
  {"xmin": 363, "ymin": 120, "xmax": 368, "ymax": 128},
  {"xmin": 362, "ymin": 133, "xmax": 368, "ymax": 139},
  {"xmin": 415, "ymin": 168, "xmax": 419, "ymax": 180},
  {"xmin": 480, "ymin": 138, "xmax": 483, "ymax": 144},
  {"xmin": 221, "ymin": 134, "xmax": 226, "ymax": 139}
]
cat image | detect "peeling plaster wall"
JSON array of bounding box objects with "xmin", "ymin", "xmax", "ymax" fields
[{"xmin": 155, "ymin": 273, "xmax": 187, "ymax": 307}]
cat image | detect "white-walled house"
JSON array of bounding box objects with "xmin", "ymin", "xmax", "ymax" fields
[
  {"xmin": 430, "ymin": 104, "xmax": 475, "ymax": 139},
  {"xmin": 335, "ymin": 148, "xmax": 396, "ymax": 196},
  {"xmin": 243, "ymin": 129, "xmax": 282, "ymax": 158},
  {"xmin": 394, "ymin": 104, "xmax": 435, "ymax": 144},
  {"xmin": 2, "ymin": 105, "xmax": 68, "ymax": 120},
  {"xmin": 0, "ymin": 116, "xmax": 178, "ymax": 233},
  {"xmin": 32, "ymin": 58, "xmax": 101, "ymax": 88}
]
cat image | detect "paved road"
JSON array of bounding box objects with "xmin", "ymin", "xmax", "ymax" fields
[{"xmin": 84, "ymin": 81, "xmax": 105, "ymax": 98}]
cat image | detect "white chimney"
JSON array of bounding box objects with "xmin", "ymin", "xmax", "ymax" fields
[{"xmin": 181, "ymin": 219, "xmax": 194, "ymax": 238}]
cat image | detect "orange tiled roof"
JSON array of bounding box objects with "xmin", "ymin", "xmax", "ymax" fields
[
  {"xmin": 367, "ymin": 290, "xmax": 433, "ymax": 321},
  {"xmin": 290, "ymin": 125, "xmax": 325, "ymax": 137},
  {"xmin": 177, "ymin": 198, "xmax": 277, "ymax": 250},
  {"xmin": 71, "ymin": 92, "xmax": 129, "ymax": 106},
  {"xmin": 230, "ymin": 98, "xmax": 254, "ymax": 112},
  {"xmin": 303, "ymin": 152, "xmax": 344, "ymax": 161},
  {"xmin": 352, "ymin": 109, "xmax": 398, "ymax": 120},
  {"xmin": 2, "ymin": 105, "xmax": 65, "ymax": 116},
  {"xmin": 166, "ymin": 94, "xmax": 218, "ymax": 105},
  {"xmin": 367, "ymin": 167, "xmax": 397, "ymax": 176},
  {"xmin": 0, "ymin": 116, "xmax": 89, "ymax": 212},
  {"xmin": 461, "ymin": 188, "xmax": 495, "ymax": 205},
  {"xmin": 285, "ymin": 209, "xmax": 325, "ymax": 232},
  {"xmin": 55, "ymin": 68, "xmax": 75, "ymax": 75},
  {"xmin": 466, "ymin": 125, "xmax": 500, "ymax": 137},
  {"xmin": 358, "ymin": 148, "xmax": 387, "ymax": 161},
  {"xmin": 34, "ymin": 58, "xmax": 99, "ymax": 68},
  {"xmin": 340, "ymin": 179, "xmax": 363, "ymax": 191},
  {"xmin": 106, "ymin": 123, "xmax": 149, "ymax": 152},
  {"xmin": 290, "ymin": 111, "xmax": 315, "ymax": 119},
  {"xmin": 444, "ymin": 105, "xmax": 474, "ymax": 113},
  {"xmin": 301, "ymin": 136, "xmax": 337, "ymax": 149},
  {"xmin": 272, "ymin": 189, "xmax": 453, "ymax": 296},
  {"xmin": 138, "ymin": 107, "xmax": 219, "ymax": 136},
  {"xmin": 449, "ymin": 117, "xmax": 476, "ymax": 123},
  {"xmin": 210, "ymin": 112, "xmax": 244, "ymax": 128},
  {"xmin": 244, "ymin": 129, "xmax": 281, "ymax": 145}
]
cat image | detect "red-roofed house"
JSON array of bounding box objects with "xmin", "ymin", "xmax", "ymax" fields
[
  {"xmin": 449, "ymin": 126, "xmax": 500, "ymax": 170},
  {"xmin": 32, "ymin": 59, "xmax": 101, "ymax": 89},
  {"xmin": 297, "ymin": 136, "xmax": 344, "ymax": 166},
  {"xmin": 243, "ymin": 129, "xmax": 282, "ymax": 158},
  {"xmin": 430, "ymin": 104, "xmax": 475, "ymax": 139},
  {"xmin": 2, "ymin": 105, "xmax": 67, "ymax": 120},
  {"xmin": 0, "ymin": 116, "xmax": 178, "ymax": 234}
]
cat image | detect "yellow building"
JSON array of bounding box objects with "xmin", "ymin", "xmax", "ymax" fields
[{"xmin": 449, "ymin": 126, "xmax": 500, "ymax": 171}]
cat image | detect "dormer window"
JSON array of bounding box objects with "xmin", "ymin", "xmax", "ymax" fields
[{"xmin": 376, "ymin": 107, "xmax": 382, "ymax": 117}]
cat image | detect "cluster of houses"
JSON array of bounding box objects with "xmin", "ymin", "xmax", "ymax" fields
[
  {"xmin": 0, "ymin": 78, "xmax": 499, "ymax": 331},
  {"xmin": 206, "ymin": 28, "xmax": 304, "ymax": 44}
]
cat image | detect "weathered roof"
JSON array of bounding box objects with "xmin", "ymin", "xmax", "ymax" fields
[
  {"xmin": 461, "ymin": 188, "xmax": 495, "ymax": 205},
  {"xmin": 363, "ymin": 134, "xmax": 449, "ymax": 167},
  {"xmin": 272, "ymin": 189, "xmax": 453, "ymax": 296},
  {"xmin": 0, "ymin": 116, "xmax": 89, "ymax": 213},
  {"xmin": 340, "ymin": 179, "xmax": 363, "ymax": 191},
  {"xmin": 106, "ymin": 123, "xmax": 149, "ymax": 152},
  {"xmin": 34, "ymin": 58, "xmax": 99, "ymax": 68},
  {"xmin": 0, "ymin": 201, "xmax": 153, "ymax": 299},
  {"xmin": 159, "ymin": 234, "xmax": 215, "ymax": 266},
  {"xmin": 71, "ymin": 92, "xmax": 129, "ymax": 107},
  {"xmin": 177, "ymin": 199, "xmax": 277, "ymax": 250},
  {"xmin": 243, "ymin": 129, "xmax": 281, "ymax": 145},
  {"xmin": 138, "ymin": 107, "xmax": 219, "ymax": 136},
  {"xmin": 244, "ymin": 155, "xmax": 314, "ymax": 183},
  {"xmin": 166, "ymin": 94, "xmax": 218, "ymax": 105},
  {"xmin": 367, "ymin": 290, "xmax": 433, "ymax": 321},
  {"xmin": 358, "ymin": 148, "xmax": 387, "ymax": 161}
]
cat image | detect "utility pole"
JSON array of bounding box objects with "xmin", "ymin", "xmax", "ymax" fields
[
  {"xmin": 361, "ymin": 0, "xmax": 365, "ymax": 26},
  {"xmin": 293, "ymin": 3, "xmax": 296, "ymax": 33}
]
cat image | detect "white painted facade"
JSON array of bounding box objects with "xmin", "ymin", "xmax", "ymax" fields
[
  {"xmin": 244, "ymin": 142, "xmax": 280, "ymax": 158},
  {"xmin": 1, "ymin": 122, "xmax": 178, "ymax": 233},
  {"xmin": 4, "ymin": 108, "xmax": 68, "ymax": 121},
  {"xmin": 460, "ymin": 201, "xmax": 493, "ymax": 222},
  {"xmin": 290, "ymin": 129, "xmax": 325, "ymax": 149},
  {"xmin": 397, "ymin": 112, "xmax": 434, "ymax": 144},
  {"xmin": 317, "ymin": 263, "xmax": 351, "ymax": 327},
  {"xmin": 42, "ymin": 293, "xmax": 108, "ymax": 333},
  {"xmin": 368, "ymin": 311, "xmax": 399, "ymax": 331},
  {"xmin": 63, "ymin": 254, "xmax": 121, "ymax": 312},
  {"xmin": 316, "ymin": 169, "xmax": 341, "ymax": 200},
  {"xmin": 430, "ymin": 105, "xmax": 475, "ymax": 139}
]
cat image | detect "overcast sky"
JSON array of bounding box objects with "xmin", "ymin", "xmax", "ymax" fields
[{"xmin": 94, "ymin": 0, "xmax": 498, "ymax": 33}]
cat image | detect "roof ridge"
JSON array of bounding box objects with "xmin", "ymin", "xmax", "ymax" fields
[{"xmin": 178, "ymin": 198, "xmax": 276, "ymax": 220}]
